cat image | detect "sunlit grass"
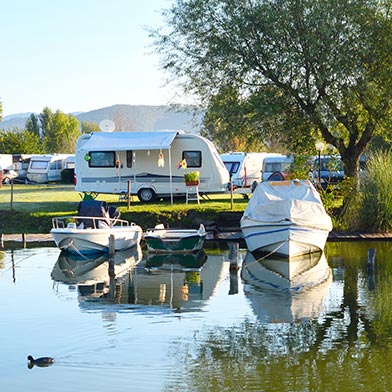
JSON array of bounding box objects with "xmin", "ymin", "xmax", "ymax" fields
[{"xmin": 0, "ymin": 183, "xmax": 247, "ymax": 233}]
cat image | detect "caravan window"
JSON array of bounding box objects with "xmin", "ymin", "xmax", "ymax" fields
[
  {"xmin": 183, "ymin": 151, "xmax": 201, "ymax": 168},
  {"xmin": 89, "ymin": 151, "xmax": 115, "ymax": 167},
  {"xmin": 50, "ymin": 160, "xmax": 62, "ymax": 170},
  {"xmin": 224, "ymin": 161, "xmax": 240, "ymax": 175},
  {"xmin": 30, "ymin": 160, "xmax": 48, "ymax": 170}
]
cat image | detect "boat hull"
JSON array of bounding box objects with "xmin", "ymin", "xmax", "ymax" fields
[
  {"xmin": 241, "ymin": 222, "xmax": 330, "ymax": 258},
  {"xmin": 144, "ymin": 225, "xmax": 206, "ymax": 253},
  {"xmin": 50, "ymin": 226, "xmax": 143, "ymax": 255}
]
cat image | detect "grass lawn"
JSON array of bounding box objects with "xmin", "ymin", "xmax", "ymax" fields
[{"xmin": 0, "ymin": 183, "xmax": 248, "ymax": 234}]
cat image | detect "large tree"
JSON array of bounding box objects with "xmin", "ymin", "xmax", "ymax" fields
[{"xmin": 153, "ymin": 0, "xmax": 392, "ymax": 183}]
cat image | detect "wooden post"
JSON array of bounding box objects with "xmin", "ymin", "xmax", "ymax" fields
[
  {"xmin": 228, "ymin": 242, "xmax": 239, "ymax": 295},
  {"xmin": 230, "ymin": 175, "xmax": 234, "ymax": 210},
  {"xmin": 10, "ymin": 179, "xmax": 14, "ymax": 210},
  {"xmin": 22, "ymin": 233, "xmax": 26, "ymax": 248},
  {"xmin": 229, "ymin": 242, "xmax": 239, "ymax": 272},
  {"xmin": 108, "ymin": 234, "xmax": 116, "ymax": 298},
  {"xmin": 127, "ymin": 180, "xmax": 131, "ymax": 210}
]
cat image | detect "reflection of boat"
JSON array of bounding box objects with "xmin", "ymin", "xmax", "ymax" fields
[
  {"xmin": 145, "ymin": 249, "xmax": 208, "ymax": 271},
  {"xmin": 51, "ymin": 246, "xmax": 143, "ymax": 294},
  {"xmin": 240, "ymin": 180, "xmax": 332, "ymax": 258},
  {"xmin": 144, "ymin": 224, "xmax": 206, "ymax": 253},
  {"xmin": 50, "ymin": 200, "xmax": 143, "ymax": 255},
  {"xmin": 241, "ymin": 251, "xmax": 332, "ymax": 322}
]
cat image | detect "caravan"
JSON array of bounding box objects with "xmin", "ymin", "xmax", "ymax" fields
[
  {"xmin": 221, "ymin": 152, "xmax": 284, "ymax": 190},
  {"xmin": 74, "ymin": 131, "xmax": 229, "ymax": 202},
  {"xmin": 27, "ymin": 154, "xmax": 73, "ymax": 183},
  {"xmin": 261, "ymin": 154, "xmax": 294, "ymax": 182}
]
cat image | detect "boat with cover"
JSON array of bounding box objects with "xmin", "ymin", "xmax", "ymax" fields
[
  {"xmin": 144, "ymin": 224, "xmax": 206, "ymax": 253},
  {"xmin": 50, "ymin": 200, "xmax": 143, "ymax": 255},
  {"xmin": 240, "ymin": 180, "xmax": 332, "ymax": 258}
]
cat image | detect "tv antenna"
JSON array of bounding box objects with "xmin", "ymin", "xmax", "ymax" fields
[{"xmin": 99, "ymin": 119, "xmax": 115, "ymax": 132}]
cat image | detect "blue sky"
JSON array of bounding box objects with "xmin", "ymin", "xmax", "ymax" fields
[{"xmin": 1, "ymin": 0, "xmax": 182, "ymax": 117}]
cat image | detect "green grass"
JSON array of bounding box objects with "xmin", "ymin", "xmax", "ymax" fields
[{"xmin": 0, "ymin": 183, "xmax": 248, "ymax": 234}]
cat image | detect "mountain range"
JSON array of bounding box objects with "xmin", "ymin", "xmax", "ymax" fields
[{"xmin": 0, "ymin": 104, "xmax": 204, "ymax": 133}]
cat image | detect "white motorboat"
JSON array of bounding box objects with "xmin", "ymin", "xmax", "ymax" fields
[
  {"xmin": 240, "ymin": 180, "xmax": 332, "ymax": 258},
  {"xmin": 50, "ymin": 200, "xmax": 143, "ymax": 255},
  {"xmin": 144, "ymin": 224, "xmax": 206, "ymax": 253}
]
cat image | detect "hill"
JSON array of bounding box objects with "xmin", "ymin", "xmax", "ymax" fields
[{"xmin": 0, "ymin": 104, "xmax": 204, "ymax": 133}]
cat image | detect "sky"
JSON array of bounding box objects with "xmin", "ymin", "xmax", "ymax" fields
[{"xmin": 1, "ymin": 0, "xmax": 183, "ymax": 117}]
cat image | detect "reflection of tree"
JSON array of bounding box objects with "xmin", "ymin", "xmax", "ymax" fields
[{"xmin": 164, "ymin": 317, "xmax": 392, "ymax": 392}]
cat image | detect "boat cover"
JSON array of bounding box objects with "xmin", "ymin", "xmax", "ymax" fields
[
  {"xmin": 241, "ymin": 180, "xmax": 333, "ymax": 231},
  {"xmin": 77, "ymin": 131, "xmax": 178, "ymax": 152}
]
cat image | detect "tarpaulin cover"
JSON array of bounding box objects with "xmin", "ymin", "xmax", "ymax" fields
[{"xmin": 241, "ymin": 180, "xmax": 333, "ymax": 231}]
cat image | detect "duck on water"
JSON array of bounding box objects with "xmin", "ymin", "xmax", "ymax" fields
[{"xmin": 27, "ymin": 355, "xmax": 54, "ymax": 368}]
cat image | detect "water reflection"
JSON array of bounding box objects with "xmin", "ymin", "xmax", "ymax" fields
[
  {"xmin": 51, "ymin": 246, "xmax": 143, "ymax": 299},
  {"xmin": 51, "ymin": 247, "xmax": 227, "ymax": 314},
  {"xmin": 241, "ymin": 251, "xmax": 332, "ymax": 322}
]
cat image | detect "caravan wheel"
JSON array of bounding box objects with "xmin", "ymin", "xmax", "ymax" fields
[{"xmin": 138, "ymin": 188, "xmax": 156, "ymax": 202}]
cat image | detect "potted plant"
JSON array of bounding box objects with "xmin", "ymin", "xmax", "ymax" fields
[{"xmin": 184, "ymin": 171, "xmax": 200, "ymax": 186}]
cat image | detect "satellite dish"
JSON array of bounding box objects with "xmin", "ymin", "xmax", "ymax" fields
[{"xmin": 99, "ymin": 119, "xmax": 115, "ymax": 132}]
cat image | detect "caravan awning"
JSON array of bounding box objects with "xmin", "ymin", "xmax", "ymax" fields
[{"xmin": 79, "ymin": 131, "xmax": 179, "ymax": 151}]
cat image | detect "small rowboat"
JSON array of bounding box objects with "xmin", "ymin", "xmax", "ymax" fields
[{"xmin": 144, "ymin": 224, "xmax": 206, "ymax": 253}]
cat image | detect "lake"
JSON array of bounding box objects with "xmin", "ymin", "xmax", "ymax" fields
[{"xmin": 1, "ymin": 240, "xmax": 392, "ymax": 391}]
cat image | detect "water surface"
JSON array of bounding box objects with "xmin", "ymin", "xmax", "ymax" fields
[{"xmin": 0, "ymin": 241, "xmax": 391, "ymax": 391}]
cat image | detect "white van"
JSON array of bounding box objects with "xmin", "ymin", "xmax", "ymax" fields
[
  {"xmin": 27, "ymin": 154, "xmax": 73, "ymax": 183},
  {"xmin": 74, "ymin": 131, "xmax": 229, "ymax": 202},
  {"xmin": 220, "ymin": 152, "xmax": 274, "ymax": 189},
  {"xmin": 261, "ymin": 154, "xmax": 294, "ymax": 181}
]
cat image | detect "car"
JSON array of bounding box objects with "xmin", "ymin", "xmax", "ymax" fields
[{"xmin": 2, "ymin": 169, "xmax": 19, "ymax": 184}]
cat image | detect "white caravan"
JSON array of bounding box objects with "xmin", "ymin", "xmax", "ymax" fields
[
  {"xmin": 74, "ymin": 131, "xmax": 230, "ymax": 202},
  {"xmin": 261, "ymin": 154, "xmax": 294, "ymax": 182},
  {"xmin": 27, "ymin": 154, "xmax": 73, "ymax": 183},
  {"xmin": 221, "ymin": 152, "xmax": 284, "ymax": 190}
]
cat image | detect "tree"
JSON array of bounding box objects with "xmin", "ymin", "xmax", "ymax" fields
[
  {"xmin": 39, "ymin": 106, "xmax": 53, "ymax": 140},
  {"xmin": 25, "ymin": 113, "xmax": 41, "ymax": 138},
  {"xmin": 43, "ymin": 110, "xmax": 80, "ymax": 153},
  {"xmin": 0, "ymin": 129, "xmax": 43, "ymax": 154},
  {"xmin": 153, "ymin": 0, "xmax": 392, "ymax": 186},
  {"xmin": 201, "ymin": 84, "xmax": 266, "ymax": 152},
  {"xmin": 81, "ymin": 121, "xmax": 101, "ymax": 134}
]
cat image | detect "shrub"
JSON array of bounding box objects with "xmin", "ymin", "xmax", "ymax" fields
[{"xmin": 342, "ymin": 150, "xmax": 392, "ymax": 232}]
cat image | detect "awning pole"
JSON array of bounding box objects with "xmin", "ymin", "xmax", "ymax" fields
[{"xmin": 169, "ymin": 146, "xmax": 173, "ymax": 205}]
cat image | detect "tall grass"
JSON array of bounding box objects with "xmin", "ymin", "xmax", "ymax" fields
[{"xmin": 343, "ymin": 150, "xmax": 392, "ymax": 232}]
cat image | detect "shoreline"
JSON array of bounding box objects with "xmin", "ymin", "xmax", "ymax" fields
[{"xmin": 2, "ymin": 230, "xmax": 392, "ymax": 247}]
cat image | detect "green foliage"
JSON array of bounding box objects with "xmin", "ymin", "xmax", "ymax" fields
[
  {"xmin": 0, "ymin": 129, "xmax": 43, "ymax": 154},
  {"xmin": 42, "ymin": 109, "xmax": 80, "ymax": 153},
  {"xmin": 81, "ymin": 121, "xmax": 101, "ymax": 134},
  {"xmin": 201, "ymin": 84, "xmax": 266, "ymax": 152},
  {"xmin": 342, "ymin": 150, "xmax": 392, "ymax": 232},
  {"xmin": 25, "ymin": 114, "xmax": 40, "ymax": 138},
  {"xmin": 153, "ymin": 0, "xmax": 392, "ymax": 185},
  {"xmin": 184, "ymin": 171, "xmax": 199, "ymax": 182}
]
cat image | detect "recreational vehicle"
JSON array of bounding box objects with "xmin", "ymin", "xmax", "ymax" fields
[
  {"xmin": 74, "ymin": 131, "xmax": 230, "ymax": 202},
  {"xmin": 261, "ymin": 154, "xmax": 294, "ymax": 182},
  {"xmin": 221, "ymin": 152, "xmax": 284, "ymax": 190},
  {"xmin": 27, "ymin": 154, "xmax": 73, "ymax": 183}
]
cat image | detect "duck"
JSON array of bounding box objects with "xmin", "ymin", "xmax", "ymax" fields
[{"xmin": 27, "ymin": 355, "xmax": 54, "ymax": 368}]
